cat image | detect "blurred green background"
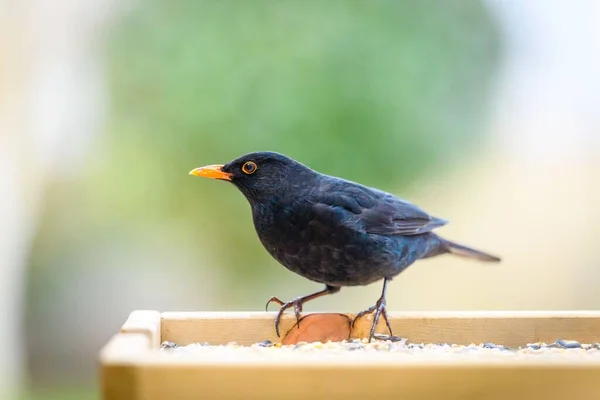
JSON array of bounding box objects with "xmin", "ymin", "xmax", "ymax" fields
[
  {"xmin": 98, "ymin": 0, "xmax": 499, "ymax": 297},
  {"xmin": 2, "ymin": 0, "xmax": 600, "ymax": 399}
]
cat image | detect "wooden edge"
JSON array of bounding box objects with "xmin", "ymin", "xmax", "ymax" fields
[
  {"xmin": 160, "ymin": 310, "xmax": 600, "ymax": 348},
  {"xmin": 99, "ymin": 310, "xmax": 161, "ymax": 364},
  {"xmin": 101, "ymin": 309, "xmax": 600, "ymax": 367},
  {"xmin": 100, "ymin": 354, "xmax": 140, "ymax": 400},
  {"xmin": 100, "ymin": 333, "xmax": 153, "ymax": 362},
  {"xmin": 99, "ymin": 333, "xmax": 150, "ymax": 399},
  {"xmin": 120, "ymin": 310, "xmax": 161, "ymax": 349},
  {"xmin": 161, "ymin": 310, "xmax": 600, "ymax": 320},
  {"xmin": 99, "ymin": 311, "xmax": 161, "ymax": 399},
  {"xmin": 100, "ymin": 347, "xmax": 600, "ymax": 367}
]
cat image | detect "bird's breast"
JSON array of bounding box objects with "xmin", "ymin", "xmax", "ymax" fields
[{"xmin": 250, "ymin": 202, "xmax": 401, "ymax": 286}]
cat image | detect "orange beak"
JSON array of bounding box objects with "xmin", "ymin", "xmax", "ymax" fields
[{"xmin": 189, "ymin": 164, "xmax": 232, "ymax": 181}]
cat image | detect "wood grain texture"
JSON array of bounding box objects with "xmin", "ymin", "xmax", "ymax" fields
[
  {"xmin": 132, "ymin": 363, "xmax": 600, "ymax": 400},
  {"xmin": 99, "ymin": 310, "xmax": 600, "ymax": 400},
  {"xmin": 162, "ymin": 310, "xmax": 600, "ymax": 348}
]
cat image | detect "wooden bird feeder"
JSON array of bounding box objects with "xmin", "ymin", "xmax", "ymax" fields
[{"xmin": 100, "ymin": 310, "xmax": 600, "ymax": 400}]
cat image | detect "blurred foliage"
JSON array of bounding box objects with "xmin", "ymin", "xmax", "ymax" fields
[
  {"xmin": 32, "ymin": 0, "xmax": 500, "ymax": 292},
  {"xmin": 20, "ymin": 387, "xmax": 97, "ymax": 400}
]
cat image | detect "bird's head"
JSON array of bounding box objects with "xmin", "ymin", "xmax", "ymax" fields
[{"xmin": 189, "ymin": 151, "xmax": 316, "ymax": 202}]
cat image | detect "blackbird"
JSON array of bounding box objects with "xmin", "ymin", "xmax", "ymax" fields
[{"xmin": 190, "ymin": 151, "xmax": 500, "ymax": 341}]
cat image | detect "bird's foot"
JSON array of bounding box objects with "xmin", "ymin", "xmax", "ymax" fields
[
  {"xmin": 265, "ymin": 296, "xmax": 304, "ymax": 337},
  {"xmin": 353, "ymin": 296, "xmax": 393, "ymax": 343},
  {"xmin": 264, "ymin": 285, "xmax": 340, "ymax": 338}
]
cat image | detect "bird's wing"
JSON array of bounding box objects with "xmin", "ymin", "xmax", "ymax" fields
[
  {"xmin": 307, "ymin": 182, "xmax": 448, "ymax": 236},
  {"xmin": 358, "ymin": 195, "xmax": 448, "ymax": 235}
]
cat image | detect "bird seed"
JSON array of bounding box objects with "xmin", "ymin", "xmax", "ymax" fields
[{"xmin": 159, "ymin": 338, "xmax": 600, "ymax": 361}]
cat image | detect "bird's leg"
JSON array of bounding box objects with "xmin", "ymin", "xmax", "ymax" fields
[
  {"xmin": 352, "ymin": 279, "xmax": 393, "ymax": 342},
  {"xmin": 265, "ymin": 285, "xmax": 341, "ymax": 337}
]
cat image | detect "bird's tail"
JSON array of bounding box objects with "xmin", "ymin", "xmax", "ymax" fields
[{"xmin": 440, "ymin": 238, "xmax": 501, "ymax": 262}]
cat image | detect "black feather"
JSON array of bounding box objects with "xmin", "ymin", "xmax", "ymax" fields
[{"xmin": 200, "ymin": 151, "xmax": 500, "ymax": 288}]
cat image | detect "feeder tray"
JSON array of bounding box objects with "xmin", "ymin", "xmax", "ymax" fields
[{"xmin": 100, "ymin": 310, "xmax": 600, "ymax": 400}]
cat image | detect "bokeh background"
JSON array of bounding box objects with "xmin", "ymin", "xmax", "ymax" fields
[{"xmin": 1, "ymin": 0, "xmax": 600, "ymax": 398}]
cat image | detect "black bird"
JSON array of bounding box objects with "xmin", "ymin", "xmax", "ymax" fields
[{"xmin": 190, "ymin": 151, "xmax": 500, "ymax": 341}]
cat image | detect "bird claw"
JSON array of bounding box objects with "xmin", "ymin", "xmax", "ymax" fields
[
  {"xmin": 265, "ymin": 296, "xmax": 285, "ymax": 311},
  {"xmin": 353, "ymin": 297, "xmax": 393, "ymax": 343},
  {"xmin": 264, "ymin": 285, "xmax": 339, "ymax": 338},
  {"xmin": 265, "ymin": 296, "xmax": 304, "ymax": 337}
]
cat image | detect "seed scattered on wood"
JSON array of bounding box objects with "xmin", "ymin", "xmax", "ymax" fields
[
  {"xmin": 372, "ymin": 334, "xmax": 408, "ymax": 343},
  {"xmin": 483, "ymin": 343, "xmax": 511, "ymax": 351},
  {"xmin": 159, "ymin": 338, "xmax": 600, "ymax": 360},
  {"xmin": 342, "ymin": 343, "xmax": 363, "ymax": 351},
  {"xmin": 556, "ymin": 339, "xmax": 581, "ymax": 349},
  {"xmin": 526, "ymin": 343, "xmax": 542, "ymax": 350}
]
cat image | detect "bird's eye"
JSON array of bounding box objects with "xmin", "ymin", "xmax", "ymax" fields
[{"xmin": 242, "ymin": 161, "xmax": 257, "ymax": 175}]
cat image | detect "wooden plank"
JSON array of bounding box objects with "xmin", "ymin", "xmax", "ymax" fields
[
  {"xmin": 100, "ymin": 311, "xmax": 600, "ymax": 400},
  {"xmin": 132, "ymin": 362, "xmax": 600, "ymax": 400},
  {"xmin": 161, "ymin": 312, "xmax": 296, "ymax": 346},
  {"xmin": 100, "ymin": 311, "xmax": 161, "ymax": 400},
  {"xmin": 100, "ymin": 364, "xmax": 139, "ymax": 400},
  {"xmin": 120, "ymin": 310, "xmax": 162, "ymax": 349},
  {"xmin": 100, "ymin": 333, "xmax": 152, "ymax": 361},
  {"xmin": 161, "ymin": 311, "xmax": 600, "ymax": 348},
  {"xmin": 100, "ymin": 334, "xmax": 149, "ymax": 400}
]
